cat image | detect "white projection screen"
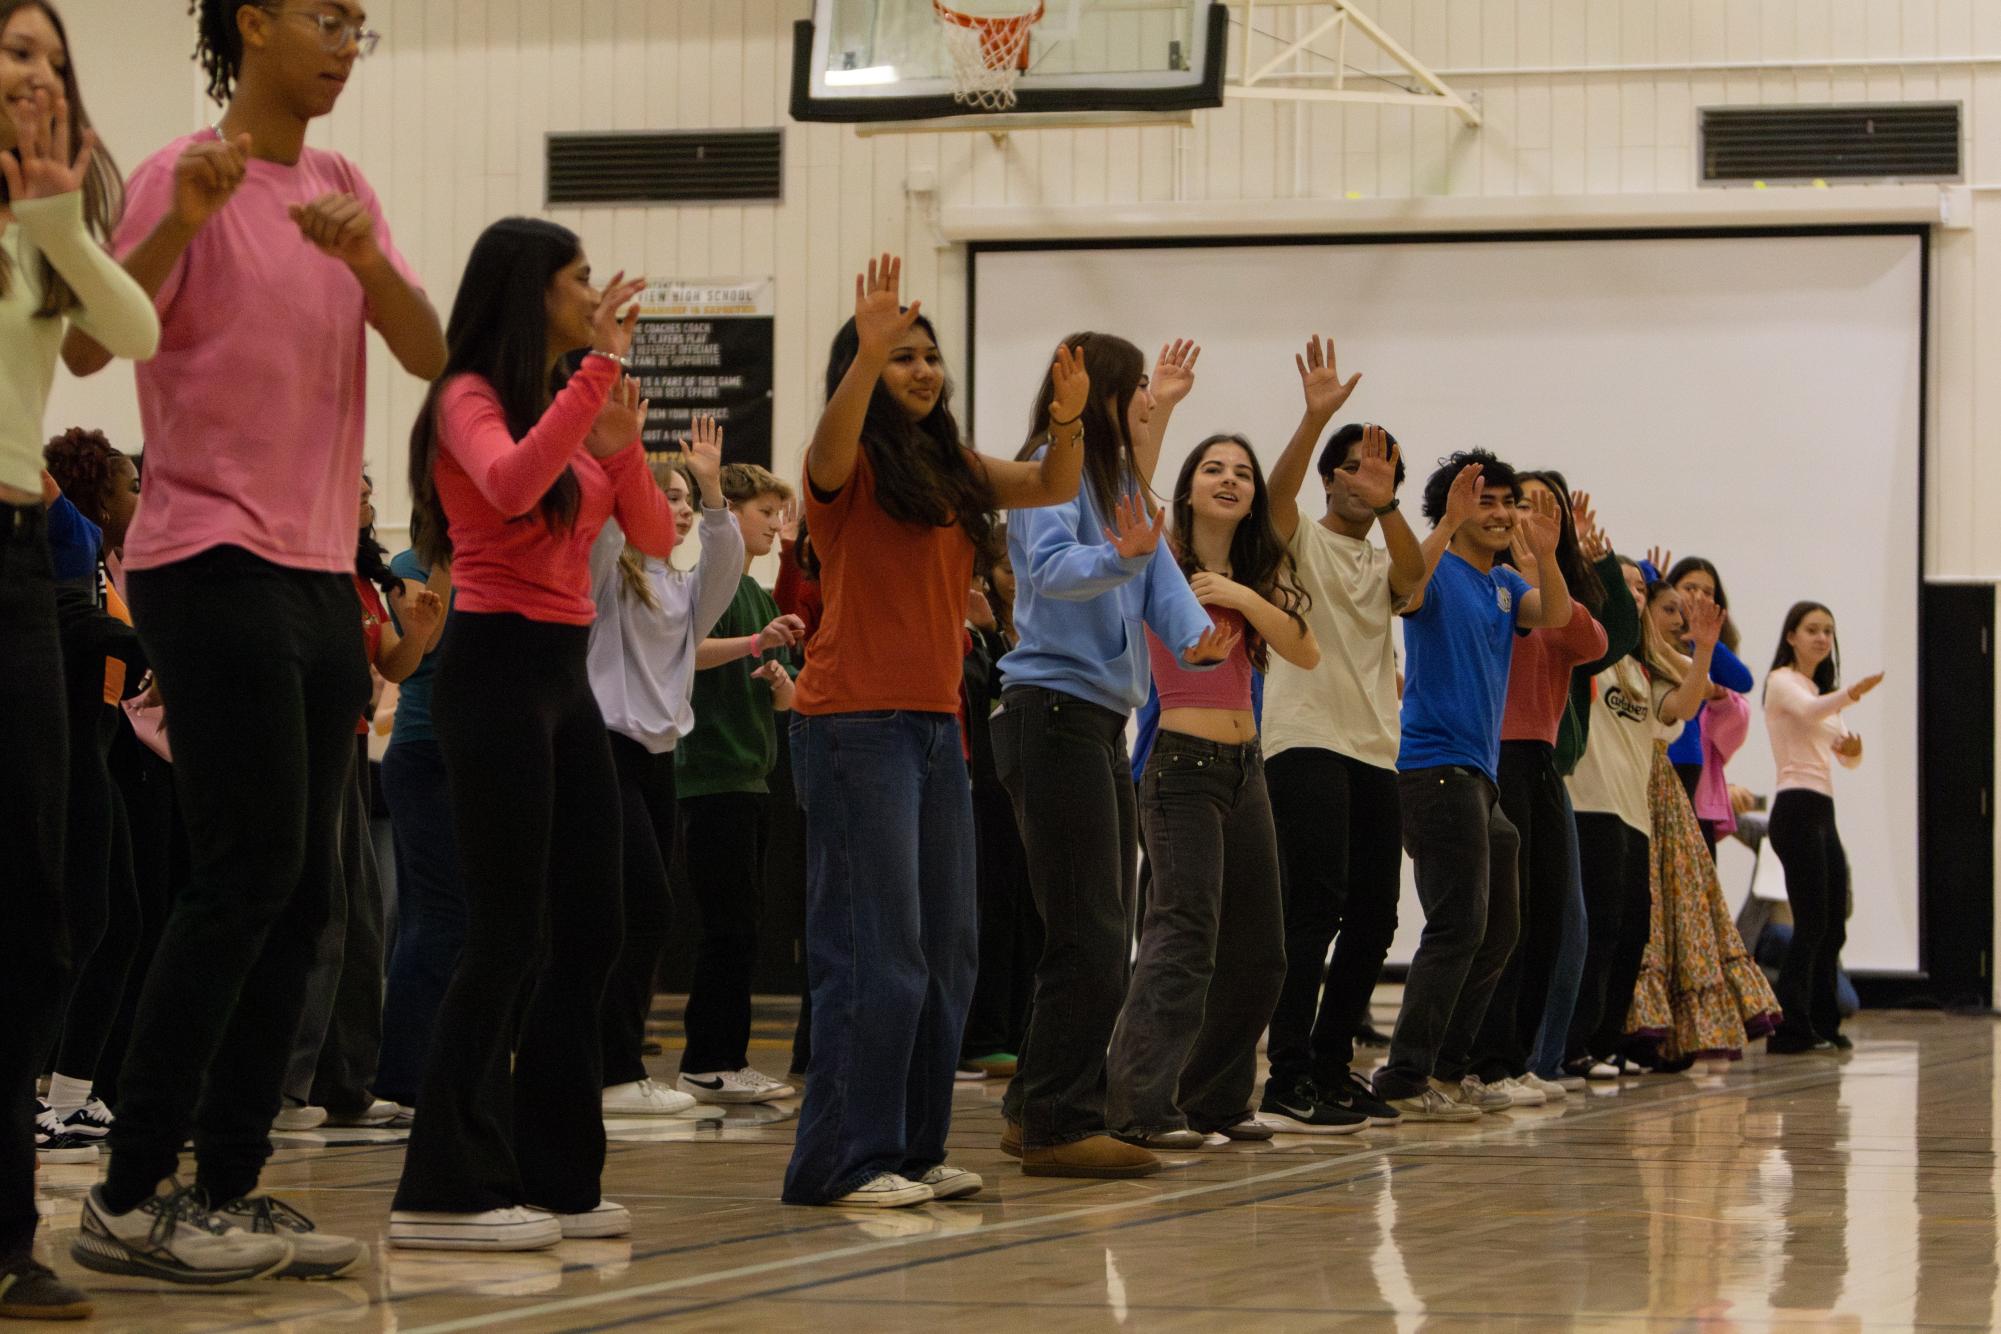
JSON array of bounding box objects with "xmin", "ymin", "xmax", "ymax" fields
[{"xmin": 970, "ymin": 231, "xmax": 1923, "ymax": 973}]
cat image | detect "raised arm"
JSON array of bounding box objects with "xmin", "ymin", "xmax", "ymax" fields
[
  {"xmin": 1401, "ymin": 461, "xmax": 1483, "ymax": 617},
  {"xmin": 680, "ymin": 418, "xmax": 748, "ymax": 640},
  {"xmin": 1770, "ymin": 664, "xmax": 1883, "ymax": 723},
  {"xmin": 977, "ymin": 343, "xmax": 1088, "ymax": 510},
  {"xmin": 1341, "ymin": 423, "xmax": 1424, "ymax": 601},
  {"xmin": 1015, "ymin": 489, "xmax": 1158, "ymax": 602},
  {"xmin": 442, "ymin": 356, "xmax": 617, "ymax": 517},
  {"xmin": 1135, "ymin": 338, "xmax": 1200, "ymax": 488},
  {"xmin": 1572, "ymin": 494, "xmax": 1638, "ymax": 672},
  {"xmin": 1660, "ymin": 598, "xmax": 1723, "ymax": 722},
  {"xmin": 1268, "ymin": 334, "xmax": 1361, "ymax": 542},
  {"xmin": 808, "ymin": 254, "xmax": 925, "ymax": 496},
  {"xmin": 1514, "ymin": 489, "xmax": 1574, "ymax": 629}
]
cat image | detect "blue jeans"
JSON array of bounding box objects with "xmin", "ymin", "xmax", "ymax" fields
[
  {"xmin": 1529, "ymin": 785, "xmax": 1587, "ymax": 1079},
  {"xmin": 783, "ymin": 711, "xmax": 976, "ymax": 1205},
  {"xmin": 375, "ymin": 739, "xmax": 467, "ymax": 1108}
]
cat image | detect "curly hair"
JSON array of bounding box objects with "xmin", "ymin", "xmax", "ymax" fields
[
  {"xmin": 189, "ymin": 0, "xmax": 249, "ymax": 104},
  {"xmin": 42, "ymin": 426, "xmax": 120, "ymax": 527}
]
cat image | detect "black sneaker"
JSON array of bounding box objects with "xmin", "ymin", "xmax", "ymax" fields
[
  {"xmin": 0, "ymin": 1253, "xmax": 93, "ymax": 1320},
  {"xmin": 1766, "ymin": 1031, "xmax": 1834, "ymax": 1055},
  {"xmin": 33, "ymin": 1100, "xmax": 96, "ymax": 1165},
  {"xmin": 1317, "ymin": 1070, "xmax": 1403, "ymax": 1127},
  {"xmin": 1256, "ymin": 1079, "xmax": 1367, "ymax": 1136},
  {"xmin": 1820, "ymin": 1031, "xmax": 1854, "ymax": 1051}
]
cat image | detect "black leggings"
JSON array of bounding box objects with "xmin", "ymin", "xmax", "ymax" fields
[
  {"xmin": 602, "ymin": 733, "xmax": 677, "ymax": 1089},
  {"xmin": 680, "ymin": 790, "xmax": 771, "ymax": 1076},
  {"xmin": 1768, "ymin": 790, "xmax": 1849, "ymax": 1042},
  {"xmin": 1567, "ymin": 812, "xmax": 1651, "ymax": 1062},
  {"xmin": 394, "ymin": 611, "xmax": 624, "ymax": 1216}
]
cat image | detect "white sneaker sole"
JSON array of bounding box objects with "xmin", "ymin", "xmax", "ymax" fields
[
  {"xmin": 72, "ymin": 1226, "xmax": 295, "ymax": 1286},
  {"xmin": 387, "ymin": 1216, "xmax": 562, "ymax": 1252},
  {"xmin": 828, "ymin": 1186, "xmax": 933, "ymax": 1208},
  {"xmin": 35, "ymin": 1145, "xmax": 99, "ymax": 1165},
  {"xmin": 600, "ymin": 1100, "xmax": 698, "ymax": 1117},
  {"xmin": 554, "ymin": 1206, "xmax": 631, "ymax": 1239},
  {"xmin": 677, "ymin": 1082, "xmax": 792, "ymax": 1105},
  {"xmin": 271, "ymin": 1242, "xmax": 370, "ymax": 1280},
  {"xmin": 922, "ymin": 1174, "xmax": 984, "ymax": 1200},
  {"xmin": 1257, "ymin": 1112, "xmax": 1368, "ymax": 1136}
]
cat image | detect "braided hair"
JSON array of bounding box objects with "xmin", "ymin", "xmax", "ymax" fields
[{"xmin": 189, "ymin": 0, "xmax": 247, "ymax": 104}]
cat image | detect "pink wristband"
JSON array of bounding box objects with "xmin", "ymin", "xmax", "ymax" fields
[{"xmin": 746, "ymin": 634, "xmax": 763, "ymax": 659}]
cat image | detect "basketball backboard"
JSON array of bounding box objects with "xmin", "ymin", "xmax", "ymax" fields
[{"xmin": 790, "ymin": 0, "xmax": 1226, "ymax": 126}]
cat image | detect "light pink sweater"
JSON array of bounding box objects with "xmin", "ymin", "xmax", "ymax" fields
[{"xmin": 1763, "ymin": 667, "xmax": 1861, "ymax": 797}]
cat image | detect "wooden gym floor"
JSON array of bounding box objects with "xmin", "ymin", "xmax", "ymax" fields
[{"xmin": 28, "ymin": 1003, "xmax": 2001, "ymax": 1332}]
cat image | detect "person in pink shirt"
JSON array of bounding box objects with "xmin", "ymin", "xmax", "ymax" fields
[
  {"xmin": 388, "ymin": 217, "xmax": 676, "ymax": 1254},
  {"xmin": 1761, "ymin": 602, "xmax": 1883, "ymax": 1055},
  {"xmin": 63, "ymin": 0, "xmax": 444, "ymax": 1287}
]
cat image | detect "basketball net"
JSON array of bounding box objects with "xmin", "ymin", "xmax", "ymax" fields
[{"xmin": 933, "ymin": 0, "xmax": 1044, "ymax": 112}]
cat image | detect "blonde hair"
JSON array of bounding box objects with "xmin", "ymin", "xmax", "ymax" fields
[
  {"xmin": 720, "ymin": 463, "xmax": 792, "ymax": 507},
  {"xmin": 617, "ymin": 456, "xmax": 697, "ymax": 610}
]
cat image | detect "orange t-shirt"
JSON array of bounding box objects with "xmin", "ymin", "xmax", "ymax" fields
[{"xmin": 792, "ymin": 446, "xmax": 976, "ymax": 717}]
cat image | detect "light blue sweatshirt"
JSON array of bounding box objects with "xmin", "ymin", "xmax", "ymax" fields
[{"xmin": 999, "ymin": 467, "xmax": 1216, "ymax": 715}]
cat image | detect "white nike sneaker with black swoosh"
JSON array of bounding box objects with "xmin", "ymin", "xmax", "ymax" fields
[{"xmin": 677, "ymin": 1068, "xmax": 796, "ymax": 1105}]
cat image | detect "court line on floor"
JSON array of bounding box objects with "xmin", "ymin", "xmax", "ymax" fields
[{"xmin": 395, "ymin": 1059, "xmax": 1872, "ymax": 1334}]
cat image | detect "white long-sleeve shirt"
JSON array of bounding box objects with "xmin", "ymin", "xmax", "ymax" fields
[
  {"xmin": 1764, "ymin": 666, "xmax": 1861, "ymax": 797},
  {"xmin": 587, "ymin": 504, "xmax": 745, "ymax": 754},
  {"xmin": 2, "ymin": 190, "xmax": 160, "ymax": 493}
]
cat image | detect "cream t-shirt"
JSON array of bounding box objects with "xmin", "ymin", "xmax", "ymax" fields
[
  {"xmin": 1261, "ymin": 519, "xmax": 1401, "ymax": 769},
  {"xmin": 1566, "ymin": 658, "xmax": 1683, "ymax": 835}
]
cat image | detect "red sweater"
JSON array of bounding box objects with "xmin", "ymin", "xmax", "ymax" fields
[
  {"xmin": 1500, "ymin": 605, "xmax": 1606, "ymax": 745},
  {"xmin": 434, "ymin": 357, "xmax": 677, "ymax": 625}
]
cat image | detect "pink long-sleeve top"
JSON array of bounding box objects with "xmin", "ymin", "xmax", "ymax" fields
[
  {"xmin": 1693, "ymin": 687, "xmax": 1751, "ymax": 833},
  {"xmin": 1763, "ymin": 667, "xmax": 1861, "ymax": 797},
  {"xmin": 1500, "ymin": 605, "xmax": 1607, "ymax": 745},
  {"xmin": 435, "ymin": 355, "xmax": 677, "ymax": 625}
]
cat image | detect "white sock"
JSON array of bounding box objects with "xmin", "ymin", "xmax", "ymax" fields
[{"xmin": 47, "ymin": 1073, "xmax": 93, "ymax": 1119}]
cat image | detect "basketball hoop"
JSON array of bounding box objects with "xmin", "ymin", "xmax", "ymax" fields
[{"xmin": 933, "ymin": 0, "xmax": 1044, "ymax": 112}]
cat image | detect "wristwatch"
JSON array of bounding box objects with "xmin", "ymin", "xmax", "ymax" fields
[{"xmin": 1372, "ymin": 498, "xmax": 1400, "ymax": 516}]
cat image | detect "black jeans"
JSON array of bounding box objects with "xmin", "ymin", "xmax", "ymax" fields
[
  {"xmin": 961, "ymin": 779, "xmax": 1041, "ymax": 1059},
  {"xmin": 286, "ymin": 735, "xmax": 381, "ymax": 1113},
  {"xmin": 394, "ymin": 613, "xmax": 623, "ymax": 1216},
  {"xmin": 95, "ymin": 729, "xmax": 186, "ymax": 1110},
  {"xmin": 1769, "ymin": 790, "xmax": 1849, "ymax": 1042},
  {"xmin": 992, "ymin": 687, "xmax": 1137, "ymax": 1148},
  {"xmin": 1375, "ymin": 766, "xmax": 1520, "ymax": 1100},
  {"xmin": 376, "ymin": 738, "xmax": 466, "ymax": 1108},
  {"xmin": 1471, "ymin": 741, "xmax": 1573, "ymax": 1082},
  {"xmin": 1567, "ymin": 812, "xmax": 1652, "ymax": 1062},
  {"xmin": 1106, "ymin": 734, "xmax": 1284, "ymax": 1135},
  {"xmin": 0, "ymin": 506, "xmax": 71, "ymax": 1255},
  {"xmin": 601, "ymin": 734, "xmax": 677, "ymax": 1089},
  {"xmin": 108, "ymin": 546, "xmax": 366, "ymax": 1211},
  {"xmin": 1265, "ymin": 747, "xmax": 1401, "ymax": 1091},
  {"xmin": 679, "ymin": 790, "xmax": 769, "ymax": 1076}
]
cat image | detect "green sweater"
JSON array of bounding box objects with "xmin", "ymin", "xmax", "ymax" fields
[
  {"xmin": 676, "ymin": 575, "xmax": 796, "ymax": 798},
  {"xmin": 1556, "ymin": 552, "xmax": 1643, "ymax": 776}
]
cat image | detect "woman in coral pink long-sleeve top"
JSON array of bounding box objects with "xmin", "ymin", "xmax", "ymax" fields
[
  {"xmin": 388, "ymin": 218, "xmax": 677, "ymax": 1254},
  {"xmin": 1761, "ymin": 601, "xmax": 1883, "ymax": 1056}
]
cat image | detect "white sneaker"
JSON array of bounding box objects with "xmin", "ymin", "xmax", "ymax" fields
[
  {"xmin": 1439, "ymin": 1077, "xmax": 1513, "ymax": 1112},
  {"xmin": 216, "ymin": 1194, "xmax": 369, "ymax": 1279},
  {"xmin": 1492, "ymin": 1077, "xmax": 1548, "ymax": 1107},
  {"xmin": 1382, "ymin": 1087, "xmax": 1482, "ymax": 1123},
  {"xmin": 602, "ymin": 1078, "xmax": 698, "ymax": 1117},
  {"xmin": 678, "ymin": 1068, "xmax": 796, "ymax": 1105},
  {"xmin": 828, "ymin": 1173, "xmax": 932, "ymax": 1209},
  {"xmin": 915, "ymin": 1165, "xmax": 983, "ymax": 1200},
  {"xmin": 324, "ymin": 1099, "xmax": 400, "ymax": 1128},
  {"xmin": 1518, "ymin": 1073, "xmax": 1568, "ymax": 1101},
  {"xmin": 548, "ymin": 1200, "xmax": 630, "ymax": 1238},
  {"xmin": 72, "ymin": 1180, "xmax": 295, "ymax": 1285},
  {"xmin": 1585, "ymin": 1060, "xmax": 1621, "ymax": 1081},
  {"xmin": 1555, "ymin": 1074, "xmax": 1588, "ymax": 1092},
  {"xmin": 273, "ymin": 1103, "xmax": 328, "ymax": 1131},
  {"xmin": 388, "ymin": 1206, "xmax": 562, "ymax": 1252}
]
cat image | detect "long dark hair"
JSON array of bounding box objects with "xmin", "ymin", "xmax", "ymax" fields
[
  {"xmin": 1512, "ymin": 469, "xmax": 1605, "ymax": 615},
  {"xmin": 1665, "ymin": 554, "xmax": 1741, "ymax": 653},
  {"xmin": 0, "ymin": 0, "xmax": 121, "ymax": 316},
  {"xmin": 1013, "ymin": 332, "xmax": 1146, "ymax": 523},
  {"xmin": 355, "ymin": 473, "xmax": 397, "ymax": 600},
  {"xmin": 1169, "ymin": 433, "xmax": 1309, "ymax": 674},
  {"xmin": 408, "ymin": 217, "xmax": 583, "ymax": 568},
  {"xmin": 822, "ymin": 313, "xmax": 998, "ymax": 564},
  {"xmin": 1768, "ymin": 600, "xmax": 1840, "ymax": 696}
]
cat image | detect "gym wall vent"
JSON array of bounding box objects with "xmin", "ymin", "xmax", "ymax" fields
[
  {"xmin": 1700, "ymin": 103, "xmax": 1961, "ymax": 184},
  {"xmin": 546, "ymin": 130, "xmax": 784, "ymax": 206}
]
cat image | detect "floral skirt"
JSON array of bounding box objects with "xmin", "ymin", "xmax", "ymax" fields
[{"xmin": 1627, "ymin": 745, "xmax": 1782, "ymax": 1059}]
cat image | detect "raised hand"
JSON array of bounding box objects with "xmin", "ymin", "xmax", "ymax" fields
[
  {"xmin": 399, "ymin": 586, "xmax": 445, "ymax": 639},
  {"xmin": 588, "ymin": 375, "xmax": 648, "ymax": 458},
  {"xmin": 1102, "ymin": 493, "xmax": 1165, "ymax": 560},
  {"xmin": 1295, "ymin": 334, "xmax": 1362, "ymax": 420},
  {"xmin": 1508, "ymin": 527, "xmax": 1540, "ymax": 581},
  {"xmin": 1441, "ymin": 461, "xmax": 1484, "ymax": 533},
  {"xmin": 1519, "ymin": 488, "xmax": 1563, "ymax": 556},
  {"xmin": 1646, "ymin": 545, "xmax": 1674, "ymax": 578},
  {"xmin": 1685, "ymin": 595, "xmax": 1726, "ymax": 649},
  {"xmin": 1181, "ymin": 620, "xmax": 1243, "ymax": 666},
  {"xmin": 1571, "ymin": 489, "xmax": 1610, "ymax": 560},
  {"xmin": 166, "ymin": 132, "xmax": 250, "ymax": 231},
  {"xmin": 1347, "ymin": 422, "xmax": 1399, "ymax": 510},
  {"xmin": 854, "ymin": 252, "xmax": 923, "ymax": 361},
  {"xmin": 756, "ymin": 613, "xmax": 809, "ymax": 653},
  {"xmin": 1846, "ymin": 671, "xmax": 1885, "ymax": 703},
  {"xmin": 678, "ymin": 415, "xmax": 723, "ymax": 491},
  {"xmin": 0, "ymin": 89, "xmax": 95, "ymax": 204},
  {"xmin": 1188, "ymin": 569, "xmax": 1252, "ymax": 612},
  {"xmin": 288, "ymin": 192, "xmax": 380, "ymax": 268},
  {"xmin": 779, "ymin": 496, "xmax": 801, "ymax": 543},
  {"xmin": 966, "ymin": 585, "xmax": 998, "ymax": 632},
  {"xmin": 1151, "ymin": 338, "xmax": 1201, "ymax": 411},
  {"xmin": 591, "ymin": 271, "xmax": 648, "ymax": 358},
  {"xmin": 1048, "ymin": 342, "xmax": 1089, "ymax": 426}
]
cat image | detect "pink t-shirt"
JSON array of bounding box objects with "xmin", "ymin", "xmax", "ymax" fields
[
  {"xmin": 1146, "ymin": 607, "xmax": 1253, "ymax": 712},
  {"xmin": 115, "ymin": 132, "xmax": 421, "ymax": 574},
  {"xmin": 1500, "ymin": 605, "xmax": 1607, "ymax": 745},
  {"xmin": 434, "ymin": 356, "xmax": 678, "ymax": 626}
]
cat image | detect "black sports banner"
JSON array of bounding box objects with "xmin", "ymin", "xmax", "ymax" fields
[{"xmin": 630, "ymin": 278, "xmax": 775, "ymax": 467}]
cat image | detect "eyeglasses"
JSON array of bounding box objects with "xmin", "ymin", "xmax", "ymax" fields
[{"xmin": 265, "ymin": 7, "xmax": 382, "ymax": 58}]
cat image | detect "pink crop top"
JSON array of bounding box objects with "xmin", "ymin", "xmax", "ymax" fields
[{"xmin": 1147, "ymin": 607, "xmax": 1253, "ymax": 711}]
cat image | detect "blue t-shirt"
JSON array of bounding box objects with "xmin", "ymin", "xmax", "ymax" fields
[
  {"xmin": 386, "ymin": 548, "xmax": 449, "ymax": 746},
  {"xmin": 1397, "ymin": 551, "xmax": 1531, "ymax": 783},
  {"xmin": 46, "ymin": 494, "xmax": 102, "ymax": 582}
]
